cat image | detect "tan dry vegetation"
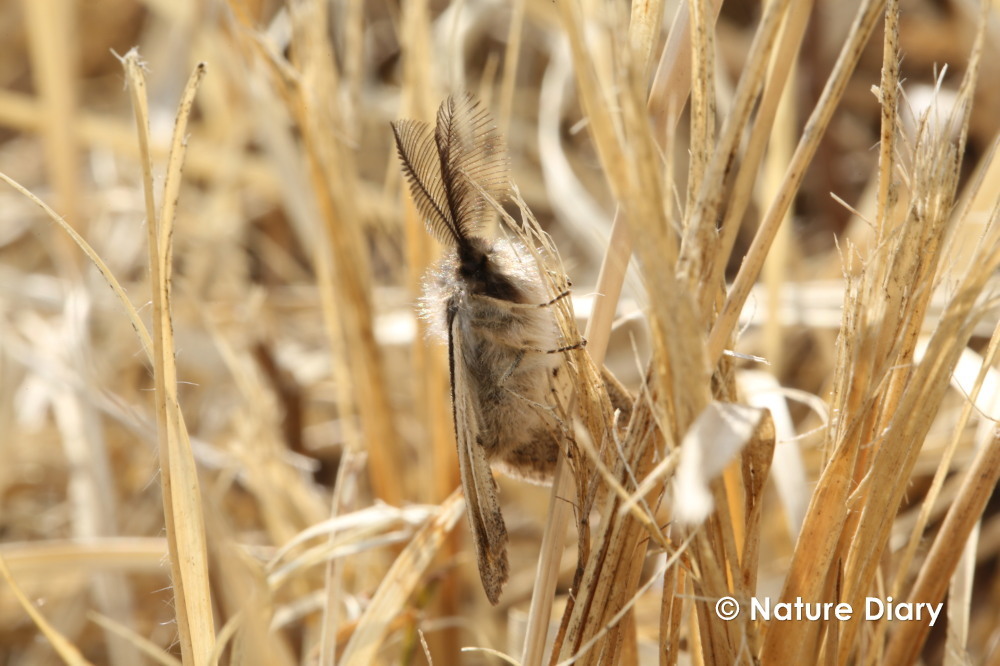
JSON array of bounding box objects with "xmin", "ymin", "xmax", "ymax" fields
[{"xmin": 1, "ymin": 0, "xmax": 1000, "ymax": 664}]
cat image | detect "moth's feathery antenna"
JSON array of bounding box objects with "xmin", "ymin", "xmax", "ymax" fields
[
  {"xmin": 391, "ymin": 119, "xmax": 457, "ymax": 246},
  {"xmin": 393, "ymin": 93, "xmax": 511, "ymax": 249}
]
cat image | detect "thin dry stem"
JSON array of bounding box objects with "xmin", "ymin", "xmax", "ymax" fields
[
  {"xmin": 708, "ymin": 0, "xmax": 886, "ymax": 365},
  {"xmin": 0, "ymin": 555, "xmax": 93, "ymax": 666},
  {"xmin": 123, "ymin": 51, "xmax": 216, "ymax": 666}
]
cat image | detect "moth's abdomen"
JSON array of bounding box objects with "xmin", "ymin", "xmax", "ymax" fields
[{"xmin": 456, "ymin": 302, "xmax": 561, "ymax": 479}]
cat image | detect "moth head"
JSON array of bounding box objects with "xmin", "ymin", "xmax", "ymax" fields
[{"xmin": 457, "ymin": 238, "xmax": 523, "ymax": 302}]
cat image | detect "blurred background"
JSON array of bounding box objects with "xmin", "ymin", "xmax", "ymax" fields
[{"xmin": 0, "ymin": 0, "xmax": 998, "ymax": 663}]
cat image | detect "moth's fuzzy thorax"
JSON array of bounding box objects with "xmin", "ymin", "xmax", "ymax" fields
[{"xmin": 419, "ymin": 236, "xmax": 558, "ymax": 347}]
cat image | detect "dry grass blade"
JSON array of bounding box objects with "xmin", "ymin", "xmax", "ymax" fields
[
  {"xmin": 293, "ymin": 2, "xmax": 403, "ymax": 508},
  {"xmin": 520, "ymin": 455, "xmax": 575, "ymax": 666},
  {"xmin": 760, "ymin": 5, "xmax": 991, "ymax": 659},
  {"xmin": 522, "ymin": 2, "xmax": 718, "ymax": 660},
  {"xmin": 0, "ymin": 555, "xmax": 94, "ymax": 666},
  {"xmin": 21, "ymin": 0, "xmax": 80, "ymax": 237},
  {"xmin": 885, "ymin": 426, "xmax": 1000, "ymax": 663},
  {"xmin": 875, "ymin": 0, "xmax": 902, "ymax": 235},
  {"xmin": 708, "ymin": 0, "xmax": 885, "ymax": 364},
  {"xmin": 715, "ymin": 0, "xmax": 813, "ymax": 292},
  {"xmin": 0, "ymin": 172, "xmax": 154, "ymax": 357},
  {"xmin": 339, "ymin": 491, "xmax": 465, "ymax": 665},
  {"xmin": 891, "ymin": 322, "xmax": 1000, "ymax": 600},
  {"xmin": 0, "ymin": 538, "xmax": 166, "ymax": 575},
  {"xmin": 555, "ymin": 539, "xmax": 688, "ymax": 666},
  {"xmin": 554, "ymin": 392, "xmax": 661, "ymax": 665},
  {"xmin": 0, "ymin": 87, "xmax": 281, "ymax": 195},
  {"xmin": 553, "ymin": 0, "xmax": 627, "ymax": 201},
  {"xmin": 680, "ymin": 0, "xmax": 792, "ymax": 305},
  {"xmin": 838, "ymin": 14, "xmax": 991, "ymax": 659},
  {"xmin": 672, "ymin": 402, "xmax": 766, "ymax": 526},
  {"xmin": 685, "ymin": 0, "xmax": 717, "ymax": 220},
  {"xmin": 737, "ymin": 410, "xmax": 775, "ymax": 610},
  {"xmin": 122, "ymin": 50, "xmax": 216, "ymax": 665},
  {"xmin": 86, "ymin": 612, "xmax": 182, "ymax": 666}
]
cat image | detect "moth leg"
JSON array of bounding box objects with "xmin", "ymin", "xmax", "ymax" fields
[
  {"xmin": 471, "ymin": 323, "xmax": 587, "ymax": 354},
  {"xmin": 501, "ymin": 385, "xmax": 557, "ymax": 414},
  {"xmin": 500, "ymin": 386, "xmax": 574, "ymax": 456},
  {"xmin": 533, "ymin": 290, "xmax": 572, "ymax": 308},
  {"xmin": 511, "ymin": 339, "xmax": 587, "ymax": 355},
  {"xmin": 498, "ymin": 350, "xmax": 525, "ymax": 386},
  {"xmin": 479, "ymin": 290, "xmax": 572, "ymax": 310},
  {"xmin": 497, "ymin": 341, "xmax": 587, "ymax": 386},
  {"xmin": 543, "ymin": 339, "xmax": 586, "ymax": 354}
]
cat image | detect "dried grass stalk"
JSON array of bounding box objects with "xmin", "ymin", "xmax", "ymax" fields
[
  {"xmin": 122, "ymin": 51, "xmax": 216, "ymax": 666},
  {"xmin": 0, "ymin": 555, "xmax": 93, "ymax": 666},
  {"xmin": 340, "ymin": 491, "xmax": 464, "ymax": 665}
]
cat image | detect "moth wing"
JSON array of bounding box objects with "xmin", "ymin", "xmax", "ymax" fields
[{"xmin": 449, "ymin": 313, "xmax": 509, "ymax": 605}]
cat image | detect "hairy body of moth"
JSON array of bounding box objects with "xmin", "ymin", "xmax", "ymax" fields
[{"xmin": 422, "ymin": 236, "xmax": 564, "ymax": 483}]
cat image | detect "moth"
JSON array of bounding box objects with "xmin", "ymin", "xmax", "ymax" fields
[{"xmin": 391, "ymin": 93, "xmax": 578, "ymax": 604}]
